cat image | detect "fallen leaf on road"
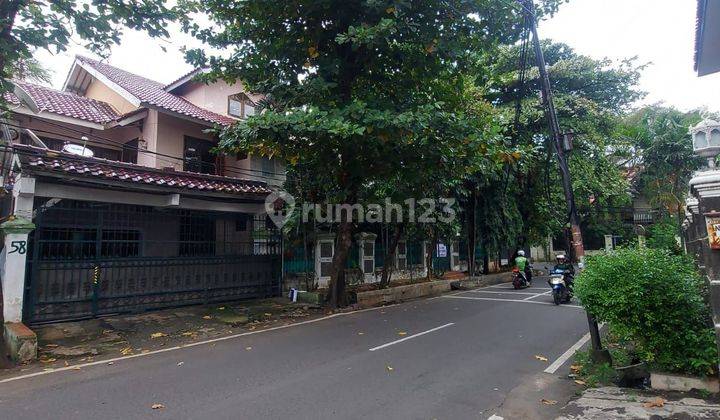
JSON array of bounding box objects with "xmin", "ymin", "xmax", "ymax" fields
[
  {"xmin": 120, "ymin": 347, "xmax": 133, "ymax": 355},
  {"xmin": 386, "ymin": 366, "xmax": 394, "ymax": 372},
  {"xmin": 534, "ymin": 355, "xmax": 549, "ymax": 362},
  {"xmin": 218, "ymin": 306, "xmax": 225, "ymax": 310},
  {"xmin": 177, "ymin": 362, "xmax": 184, "ymax": 366},
  {"xmin": 141, "ymin": 349, "xmax": 150, "ymax": 354},
  {"xmin": 264, "ymin": 313, "xmax": 272, "ymax": 317},
  {"xmin": 72, "ymin": 366, "xmax": 81, "ymax": 371},
  {"xmin": 541, "ymin": 399, "xmax": 558, "ymax": 405},
  {"xmin": 245, "ymin": 346, "xmax": 252, "ymax": 351},
  {"xmin": 151, "ymin": 403, "xmax": 165, "ymax": 410},
  {"xmin": 181, "ymin": 332, "xmax": 195, "ymax": 337},
  {"xmin": 44, "ymin": 343, "xmax": 59, "ymax": 348},
  {"xmin": 107, "ymin": 361, "xmax": 114, "ymax": 365},
  {"xmin": 643, "ymin": 397, "xmax": 666, "ymax": 408},
  {"xmin": 574, "ymin": 380, "xmax": 586, "ymax": 386},
  {"xmin": 40, "ymin": 358, "xmax": 57, "ymax": 364},
  {"xmin": 398, "ymin": 331, "xmax": 407, "ymax": 336},
  {"xmin": 150, "ymin": 332, "xmax": 168, "ymax": 339},
  {"xmin": 358, "ymin": 332, "xmax": 365, "ymax": 335},
  {"xmin": 202, "ymin": 315, "xmax": 212, "ymax": 320},
  {"xmin": 64, "ymin": 361, "xmax": 69, "ymax": 367}
]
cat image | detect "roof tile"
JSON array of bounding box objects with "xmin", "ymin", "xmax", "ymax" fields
[
  {"xmin": 5, "ymin": 80, "xmax": 120, "ymax": 124},
  {"xmin": 76, "ymin": 56, "xmax": 235, "ymax": 126},
  {"xmin": 14, "ymin": 144, "xmax": 271, "ymax": 196}
]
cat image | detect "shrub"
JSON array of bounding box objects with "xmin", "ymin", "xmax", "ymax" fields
[
  {"xmin": 575, "ymin": 247, "xmax": 718, "ymax": 376},
  {"xmin": 646, "ymin": 216, "xmax": 682, "ymax": 254}
]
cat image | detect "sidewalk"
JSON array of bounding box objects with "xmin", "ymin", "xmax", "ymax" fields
[
  {"xmin": 1, "ymin": 297, "xmax": 327, "ymax": 377},
  {"xmin": 558, "ymin": 386, "xmax": 720, "ymax": 419}
]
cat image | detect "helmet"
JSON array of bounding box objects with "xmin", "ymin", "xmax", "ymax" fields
[
  {"xmin": 517, "ymin": 250, "xmax": 525, "ymax": 257},
  {"xmin": 556, "ymin": 254, "xmax": 566, "ymax": 261}
]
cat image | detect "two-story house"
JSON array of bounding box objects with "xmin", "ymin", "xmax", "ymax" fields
[{"xmin": 0, "ymin": 56, "xmax": 284, "ymax": 325}]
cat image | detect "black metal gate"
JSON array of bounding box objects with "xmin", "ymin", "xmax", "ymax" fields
[{"xmin": 25, "ymin": 199, "xmax": 281, "ymax": 324}]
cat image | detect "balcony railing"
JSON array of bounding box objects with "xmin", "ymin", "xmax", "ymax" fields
[{"xmin": 633, "ymin": 210, "xmax": 654, "ymax": 224}]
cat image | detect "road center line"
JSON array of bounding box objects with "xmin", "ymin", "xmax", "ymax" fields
[
  {"xmin": 368, "ymin": 323, "xmax": 455, "ymax": 352},
  {"xmin": 470, "ymin": 290, "xmax": 543, "ymax": 296},
  {"xmin": 544, "ymin": 333, "xmax": 591, "ymax": 374},
  {"xmin": 443, "ymin": 295, "xmax": 582, "ymax": 309}
]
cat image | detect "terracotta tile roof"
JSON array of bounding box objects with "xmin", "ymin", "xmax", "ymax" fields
[
  {"xmin": 75, "ymin": 56, "xmax": 235, "ymax": 126},
  {"xmin": 5, "ymin": 80, "xmax": 121, "ymax": 124},
  {"xmin": 14, "ymin": 144, "xmax": 271, "ymax": 196}
]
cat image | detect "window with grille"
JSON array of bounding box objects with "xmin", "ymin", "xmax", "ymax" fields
[
  {"xmin": 179, "ymin": 215, "xmax": 216, "ymax": 256},
  {"xmin": 37, "ymin": 227, "xmax": 141, "ymax": 259}
]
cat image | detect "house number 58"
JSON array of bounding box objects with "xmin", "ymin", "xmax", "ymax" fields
[{"xmin": 9, "ymin": 241, "xmax": 27, "ymax": 255}]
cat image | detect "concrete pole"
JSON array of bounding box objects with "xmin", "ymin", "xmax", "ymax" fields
[
  {"xmin": 0, "ymin": 217, "xmax": 35, "ymax": 323},
  {"xmin": 689, "ymin": 170, "xmax": 720, "ymax": 373}
]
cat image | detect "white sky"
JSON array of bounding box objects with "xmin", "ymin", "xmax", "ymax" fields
[{"xmin": 35, "ymin": 0, "xmax": 719, "ymax": 113}]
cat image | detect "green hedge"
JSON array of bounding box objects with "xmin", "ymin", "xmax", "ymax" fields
[{"xmin": 575, "ymin": 247, "xmax": 718, "ymax": 376}]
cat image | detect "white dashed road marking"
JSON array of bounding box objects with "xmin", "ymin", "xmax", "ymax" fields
[{"xmin": 368, "ymin": 323, "xmax": 455, "ymax": 351}]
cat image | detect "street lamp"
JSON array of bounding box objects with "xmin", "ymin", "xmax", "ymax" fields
[{"xmin": 691, "ymin": 118, "xmax": 720, "ymax": 168}]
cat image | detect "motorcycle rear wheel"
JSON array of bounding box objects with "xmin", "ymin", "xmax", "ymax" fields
[{"xmin": 553, "ymin": 291, "xmax": 562, "ymax": 306}]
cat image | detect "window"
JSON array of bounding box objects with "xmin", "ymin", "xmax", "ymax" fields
[
  {"xmin": 179, "ymin": 215, "xmax": 216, "ymax": 256},
  {"xmin": 122, "ymin": 139, "xmax": 138, "ymax": 164},
  {"xmin": 235, "ymin": 214, "xmax": 249, "ymax": 232},
  {"xmin": 184, "ymin": 136, "xmax": 216, "ymax": 174},
  {"xmin": 37, "ymin": 227, "xmax": 141, "ymax": 259},
  {"xmin": 228, "ymin": 93, "xmax": 256, "ymax": 119}
]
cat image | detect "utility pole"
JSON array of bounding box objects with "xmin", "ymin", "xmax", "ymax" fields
[{"xmin": 523, "ymin": 0, "xmax": 610, "ymax": 363}]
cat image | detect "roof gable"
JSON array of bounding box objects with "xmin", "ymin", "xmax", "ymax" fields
[
  {"xmin": 5, "ymin": 80, "xmax": 121, "ymax": 125},
  {"xmin": 66, "ymin": 56, "xmax": 235, "ymax": 126}
]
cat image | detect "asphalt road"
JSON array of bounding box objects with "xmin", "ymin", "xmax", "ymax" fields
[{"xmin": 0, "ymin": 280, "xmax": 589, "ymax": 419}]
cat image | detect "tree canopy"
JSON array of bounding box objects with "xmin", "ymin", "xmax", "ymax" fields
[
  {"xmin": 0, "ymin": 0, "xmax": 176, "ymax": 95},
  {"xmin": 179, "ymin": 0, "xmax": 564, "ymax": 305}
]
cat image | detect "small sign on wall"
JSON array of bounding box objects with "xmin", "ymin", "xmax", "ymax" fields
[
  {"xmin": 706, "ymin": 216, "xmax": 720, "ymax": 250},
  {"xmin": 437, "ymin": 244, "xmax": 447, "ymax": 257}
]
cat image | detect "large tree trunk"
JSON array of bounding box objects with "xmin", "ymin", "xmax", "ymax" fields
[
  {"xmin": 329, "ymin": 230, "xmax": 350, "ymax": 308},
  {"xmin": 427, "ymin": 229, "xmax": 438, "ymax": 280},
  {"xmin": 482, "ymin": 240, "xmax": 490, "ymax": 275},
  {"xmin": 467, "ymin": 188, "xmax": 477, "ymax": 277},
  {"xmin": 380, "ymin": 224, "xmax": 404, "ymax": 287},
  {"xmin": 328, "ymin": 220, "xmax": 353, "ymax": 308}
]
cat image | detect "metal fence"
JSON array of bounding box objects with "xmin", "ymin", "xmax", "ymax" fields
[{"xmin": 25, "ymin": 199, "xmax": 281, "ymax": 324}]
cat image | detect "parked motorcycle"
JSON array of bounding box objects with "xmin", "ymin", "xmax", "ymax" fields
[
  {"xmin": 548, "ymin": 269, "xmax": 573, "ymax": 305},
  {"xmin": 511, "ymin": 267, "xmax": 531, "ymax": 289}
]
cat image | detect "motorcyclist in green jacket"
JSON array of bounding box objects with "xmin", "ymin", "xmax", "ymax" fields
[{"xmin": 514, "ymin": 250, "xmax": 532, "ymax": 283}]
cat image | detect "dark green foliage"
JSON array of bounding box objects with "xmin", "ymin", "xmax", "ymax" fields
[
  {"xmin": 0, "ymin": 1, "xmax": 176, "ymax": 96},
  {"xmin": 473, "ymin": 41, "xmax": 643, "ymax": 248},
  {"xmin": 575, "ymin": 248, "xmax": 718, "ymax": 376},
  {"xmin": 647, "ymin": 216, "xmax": 682, "ymax": 255}
]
